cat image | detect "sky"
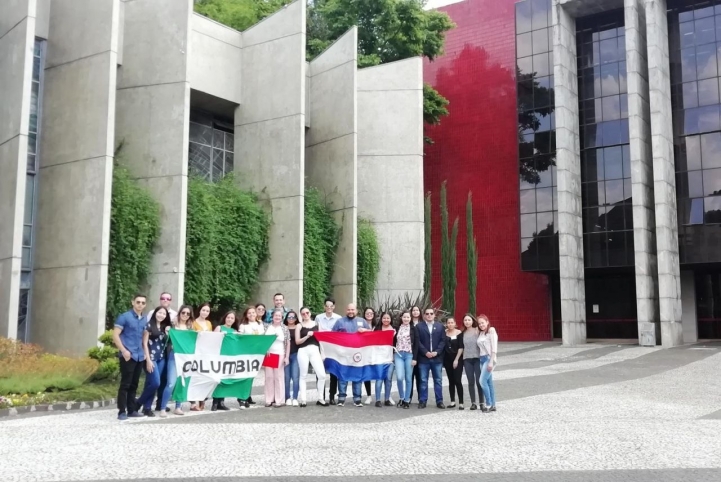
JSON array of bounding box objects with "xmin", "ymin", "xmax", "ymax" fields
[{"xmin": 424, "ymin": 0, "xmax": 464, "ymax": 10}]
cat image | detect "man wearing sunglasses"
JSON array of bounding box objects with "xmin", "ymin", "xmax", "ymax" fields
[
  {"xmin": 113, "ymin": 293, "xmax": 149, "ymax": 420},
  {"xmin": 416, "ymin": 308, "xmax": 446, "ymax": 409}
]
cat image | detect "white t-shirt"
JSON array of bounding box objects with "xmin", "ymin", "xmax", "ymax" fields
[
  {"xmin": 265, "ymin": 324, "xmax": 288, "ymax": 355},
  {"xmin": 238, "ymin": 321, "xmax": 263, "ymax": 335}
]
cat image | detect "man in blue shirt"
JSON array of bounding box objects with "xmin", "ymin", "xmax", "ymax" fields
[
  {"xmin": 331, "ymin": 303, "xmax": 371, "ymax": 407},
  {"xmin": 416, "ymin": 307, "xmax": 446, "ymax": 409},
  {"xmin": 264, "ymin": 292, "xmax": 290, "ymax": 325},
  {"xmin": 112, "ymin": 293, "xmax": 148, "ymax": 420}
]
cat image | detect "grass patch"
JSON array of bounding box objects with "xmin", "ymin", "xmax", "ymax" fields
[{"xmin": 1, "ymin": 380, "xmax": 120, "ymax": 408}]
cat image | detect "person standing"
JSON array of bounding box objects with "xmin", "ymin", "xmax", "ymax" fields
[
  {"xmin": 113, "ymin": 294, "xmax": 148, "ymax": 420},
  {"xmin": 416, "ymin": 307, "xmax": 446, "ymax": 409},
  {"xmin": 210, "ymin": 311, "xmax": 236, "ymax": 411},
  {"xmin": 444, "ymin": 317, "xmax": 464, "ymax": 410},
  {"xmin": 296, "ymin": 307, "xmax": 328, "ymax": 407},
  {"xmin": 373, "ymin": 312, "xmax": 395, "ymax": 407},
  {"xmin": 393, "ymin": 311, "xmax": 418, "ymax": 409},
  {"xmin": 264, "ymin": 309, "xmax": 290, "ymax": 407},
  {"xmin": 264, "ymin": 293, "xmax": 290, "ymax": 325},
  {"xmin": 255, "ymin": 304, "xmax": 267, "ymax": 326},
  {"xmin": 462, "ymin": 314, "xmax": 483, "ymax": 410},
  {"xmin": 167, "ymin": 305, "xmax": 193, "ymax": 415},
  {"xmin": 190, "ymin": 303, "xmax": 213, "ymax": 411},
  {"xmin": 408, "ymin": 305, "xmax": 422, "ymax": 403},
  {"xmin": 362, "ymin": 307, "xmax": 377, "ymax": 404},
  {"xmin": 331, "ymin": 303, "xmax": 371, "ymax": 407},
  {"xmin": 315, "ymin": 297, "xmax": 341, "ymax": 404},
  {"xmin": 149, "ymin": 292, "xmax": 178, "ymax": 413},
  {"xmin": 136, "ymin": 307, "xmax": 171, "ymax": 417},
  {"xmin": 234, "ymin": 306, "xmax": 262, "ymax": 408},
  {"xmin": 284, "ymin": 310, "xmax": 301, "ymax": 406},
  {"xmin": 477, "ymin": 314, "xmax": 498, "ymax": 412}
]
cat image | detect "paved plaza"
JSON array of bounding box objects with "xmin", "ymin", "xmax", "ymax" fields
[{"xmin": 2, "ymin": 342, "xmax": 721, "ymax": 482}]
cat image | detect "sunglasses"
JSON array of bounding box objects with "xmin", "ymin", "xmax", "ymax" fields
[
  {"xmin": 135, "ymin": 300, "xmax": 147, "ymax": 305},
  {"xmin": 180, "ymin": 311, "xmax": 190, "ymax": 316},
  {"xmin": 424, "ymin": 312, "xmax": 434, "ymax": 316},
  {"xmin": 160, "ymin": 296, "xmax": 172, "ymax": 301}
]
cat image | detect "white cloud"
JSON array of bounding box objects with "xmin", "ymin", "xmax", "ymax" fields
[{"xmin": 424, "ymin": 0, "xmax": 465, "ymax": 10}]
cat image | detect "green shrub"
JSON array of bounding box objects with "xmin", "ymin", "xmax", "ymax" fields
[
  {"xmin": 357, "ymin": 217, "xmax": 380, "ymax": 306},
  {"xmin": 185, "ymin": 174, "xmax": 270, "ymax": 312},
  {"xmin": 88, "ymin": 330, "xmax": 120, "ymax": 381},
  {"xmin": 92, "ymin": 359, "xmax": 120, "ymax": 382},
  {"xmin": 303, "ymin": 188, "xmax": 341, "ymax": 313},
  {"xmin": 107, "ymin": 156, "xmax": 161, "ymax": 328},
  {"xmin": 194, "ymin": 0, "xmax": 291, "ymax": 32}
]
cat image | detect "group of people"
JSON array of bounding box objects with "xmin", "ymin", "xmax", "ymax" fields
[{"xmin": 112, "ymin": 291, "xmax": 498, "ymax": 421}]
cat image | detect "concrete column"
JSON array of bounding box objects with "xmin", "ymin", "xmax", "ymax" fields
[
  {"xmin": 552, "ymin": 2, "xmax": 586, "ymax": 345},
  {"xmin": 625, "ymin": 0, "xmax": 660, "ymax": 344},
  {"xmin": 357, "ymin": 58, "xmax": 424, "ymax": 303},
  {"xmin": 646, "ymin": 0, "xmax": 683, "ymax": 347},
  {"xmin": 235, "ymin": 0, "xmax": 306, "ymax": 310},
  {"xmin": 306, "ymin": 28, "xmax": 358, "ymax": 308},
  {"xmin": 0, "ymin": 0, "xmax": 35, "ymax": 339},
  {"xmin": 680, "ymin": 271, "xmax": 697, "ymax": 343},
  {"xmin": 31, "ymin": 0, "xmax": 119, "ymax": 354},
  {"xmin": 115, "ymin": 0, "xmax": 192, "ymax": 306}
]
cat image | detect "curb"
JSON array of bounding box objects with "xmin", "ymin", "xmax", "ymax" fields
[{"xmin": 0, "ymin": 398, "xmax": 117, "ymax": 418}]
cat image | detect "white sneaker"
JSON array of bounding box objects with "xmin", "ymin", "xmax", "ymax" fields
[
  {"xmin": 365, "ymin": 396, "xmax": 373, "ymax": 405},
  {"xmin": 285, "ymin": 398, "xmax": 292, "ymax": 405},
  {"xmin": 388, "ymin": 396, "xmax": 395, "ymax": 405},
  {"xmin": 158, "ymin": 410, "xmax": 167, "ymax": 418},
  {"xmin": 292, "ymin": 399, "xmax": 299, "ymax": 407}
]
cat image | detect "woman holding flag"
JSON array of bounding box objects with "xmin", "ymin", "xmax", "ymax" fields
[
  {"xmin": 373, "ymin": 312, "xmax": 396, "ymax": 407},
  {"xmin": 263, "ymin": 309, "xmax": 290, "ymax": 407},
  {"xmin": 211, "ymin": 311, "xmax": 236, "ymax": 411},
  {"xmin": 296, "ymin": 307, "xmax": 328, "ymax": 407}
]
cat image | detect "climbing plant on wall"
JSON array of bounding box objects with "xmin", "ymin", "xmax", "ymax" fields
[
  {"xmin": 106, "ymin": 158, "xmax": 161, "ymax": 327},
  {"xmin": 184, "ymin": 174, "xmax": 270, "ymax": 312},
  {"xmin": 357, "ymin": 217, "xmax": 381, "ymax": 307},
  {"xmin": 303, "ymin": 187, "xmax": 341, "ymax": 313}
]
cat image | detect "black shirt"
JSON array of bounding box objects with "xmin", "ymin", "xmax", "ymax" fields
[
  {"xmin": 444, "ymin": 331, "xmax": 463, "ymax": 361},
  {"xmin": 297, "ymin": 325, "xmax": 319, "ymax": 348},
  {"xmin": 287, "ymin": 325, "xmax": 300, "ymax": 354}
]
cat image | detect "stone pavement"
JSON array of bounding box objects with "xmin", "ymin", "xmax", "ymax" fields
[{"xmin": 2, "ymin": 342, "xmax": 721, "ymax": 482}]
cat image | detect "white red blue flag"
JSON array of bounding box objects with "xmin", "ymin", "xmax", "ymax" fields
[{"xmin": 314, "ymin": 331, "xmax": 394, "ymax": 381}]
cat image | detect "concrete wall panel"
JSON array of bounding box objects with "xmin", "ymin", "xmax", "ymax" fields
[
  {"xmin": 357, "ymin": 57, "xmax": 424, "ymax": 303},
  {"xmin": 35, "ymin": 0, "xmax": 50, "ymax": 39},
  {"xmin": 0, "ymin": 0, "xmax": 35, "ymax": 338},
  {"xmin": 32, "ymin": 0, "xmax": 118, "ymax": 354},
  {"xmin": 306, "ymin": 28, "xmax": 358, "ymax": 307},
  {"xmin": 115, "ymin": 0, "xmax": 192, "ymax": 305},
  {"xmin": 189, "ymin": 14, "xmax": 242, "ymax": 104},
  {"xmin": 235, "ymin": 0, "xmax": 306, "ymax": 310}
]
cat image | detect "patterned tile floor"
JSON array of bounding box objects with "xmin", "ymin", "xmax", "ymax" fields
[{"xmin": 2, "ymin": 341, "xmax": 720, "ymax": 482}]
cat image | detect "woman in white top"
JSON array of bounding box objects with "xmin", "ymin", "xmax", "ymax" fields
[
  {"xmin": 295, "ymin": 307, "xmax": 328, "ymax": 407},
  {"xmin": 264, "ymin": 309, "xmax": 290, "ymax": 407},
  {"xmin": 236, "ymin": 306, "xmax": 263, "ymax": 335},
  {"xmin": 476, "ymin": 314, "xmax": 498, "ymax": 412},
  {"xmin": 373, "ymin": 312, "xmax": 396, "ymax": 407}
]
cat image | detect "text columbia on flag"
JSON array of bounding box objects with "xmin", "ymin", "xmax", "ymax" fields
[
  {"xmin": 169, "ymin": 330, "xmax": 276, "ymax": 401},
  {"xmin": 313, "ymin": 330, "xmax": 394, "ymax": 382}
]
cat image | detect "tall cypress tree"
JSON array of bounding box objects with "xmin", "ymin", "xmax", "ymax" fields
[
  {"xmin": 424, "ymin": 193, "xmax": 432, "ymax": 295},
  {"xmin": 466, "ymin": 192, "xmax": 478, "ymax": 314},
  {"xmin": 440, "ymin": 181, "xmax": 458, "ymax": 315}
]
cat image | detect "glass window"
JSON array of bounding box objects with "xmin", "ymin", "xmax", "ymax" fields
[
  {"xmin": 520, "ymin": 189, "xmax": 536, "ymax": 213},
  {"xmin": 532, "ymin": 29, "xmax": 548, "ymax": 54},
  {"xmin": 704, "ymin": 196, "xmax": 721, "ymax": 222},
  {"xmin": 516, "ymin": 0, "xmax": 532, "ymax": 34},
  {"xmin": 536, "ymin": 187, "xmax": 553, "ymax": 211},
  {"xmin": 701, "ymin": 131, "xmax": 721, "ymax": 168},
  {"xmin": 521, "ymin": 214, "xmax": 537, "ymax": 238},
  {"xmin": 517, "ymin": 33, "xmax": 533, "ymax": 58},
  {"xmin": 703, "ymin": 168, "xmax": 721, "ymax": 195},
  {"xmin": 604, "ymin": 146, "xmax": 623, "ymax": 179},
  {"xmin": 698, "ymin": 77, "xmax": 719, "ymax": 105}
]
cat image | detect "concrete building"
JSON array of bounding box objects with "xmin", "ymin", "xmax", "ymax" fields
[
  {"xmin": 0, "ymin": 0, "xmax": 424, "ymax": 354},
  {"xmin": 425, "ymin": 0, "xmax": 721, "ymax": 345}
]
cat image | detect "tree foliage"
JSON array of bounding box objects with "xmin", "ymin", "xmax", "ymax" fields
[
  {"xmin": 440, "ymin": 181, "xmax": 458, "ymax": 316},
  {"xmin": 303, "ymin": 188, "xmax": 342, "ymax": 313},
  {"xmin": 194, "ymin": 0, "xmax": 293, "ymax": 31},
  {"xmin": 184, "ymin": 175, "xmax": 270, "ymax": 312},
  {"xmin": 357, "ymin": 217, "xmax": 381, "ymax": 307},
  {"xmin": 106, "ymin": 158, "xmax": 161, "ymax": 327},
  {"xmin": 466, "ymin": 192, "xmax": 478, "ymax": 315}
]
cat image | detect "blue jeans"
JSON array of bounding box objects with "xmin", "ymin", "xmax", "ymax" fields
[
  {"xmin": 162, "ymin": 351, "xmax": 180, "ymax": 410},
  {"xmin": 284, "ymin": 352, "xmax": 299, "ymax": 400},
  {"xmin": 136, "ymin": 357, "xmax": 166, "ymax": 410},
  {"xmin": 419, "ymin": 360, "xmax": 443, "ymax": 404},
  {"xmin": 338, "ymin": 380, "xmax": 362, "ymax": 402},
  {"xmin": 394, "ymin": 352, "xmax": 414, "ymax": 402},
  {"xmin": 480, "ymin": 355, "xmax": 496, "ymax": 407},
  {"xmin": 375, "ymin": 363, "xmax": 394, "ymax": 401}
]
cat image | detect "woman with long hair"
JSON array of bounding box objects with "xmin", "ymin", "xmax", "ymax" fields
[
  {"xmin": 210, "ymin": 311, "xmax": 236, "ymax": 411},
  {"xmin": 236, "ymin": 306, "xmax": 263, "ymax": 335},
  {"xmin": 444, "ymin": 317, "xmax": 464, "ymax": 410},
  {"xmin": 295, "ymin": 307, "xmax": 328, "ymax": 407},
  {"xmin": 264, "ymin": 309, "xmax": 290, "ymax": 407},
  {"xmin": 462, "ymin": 313, "xmax": 483, "ymax": 410},
  {"xmin": 255, "ymin": 303, "xmax": 268, "ymax": 326},
  {"xmin": 408, "ymin": 305, "xmax": 423, "ymax": 403},
  {"xmin": 393, "ymin": 311, "xmax": 418, "ymax": 409},
  {"xmin": 477, "ymin": 314, "xmax": 498, "ymax": 412},
  {"xmin": 373, "ymin": 312, "xmax": 395, "ymax": 407},
  {"xmin": 136, "ymin": 307, "xmax": 171, "ymax": 417},
  {"xmin": 166, "ymin": 305, "xmax": 193, "ymax": 415},
  {"xmin": 190, "ymin": 302, "xmax": 212, "ymax": 411},
  {"xmin": 284, "ymin": 310, "xmax": 301, "ymax": 406},
  {"xmin": 362, "ymin": 307, "xmax": 376, "ymax": 404}
]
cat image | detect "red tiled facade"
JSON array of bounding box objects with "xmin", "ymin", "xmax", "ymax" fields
[{"xmin": 424, "ymin": 0, "xmax": 551, "ymax": 340}]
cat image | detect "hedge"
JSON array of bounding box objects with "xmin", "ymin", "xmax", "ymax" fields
[{"xmin": 357, "ymin": 217, "xmax": 380, "ymax": 306}]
